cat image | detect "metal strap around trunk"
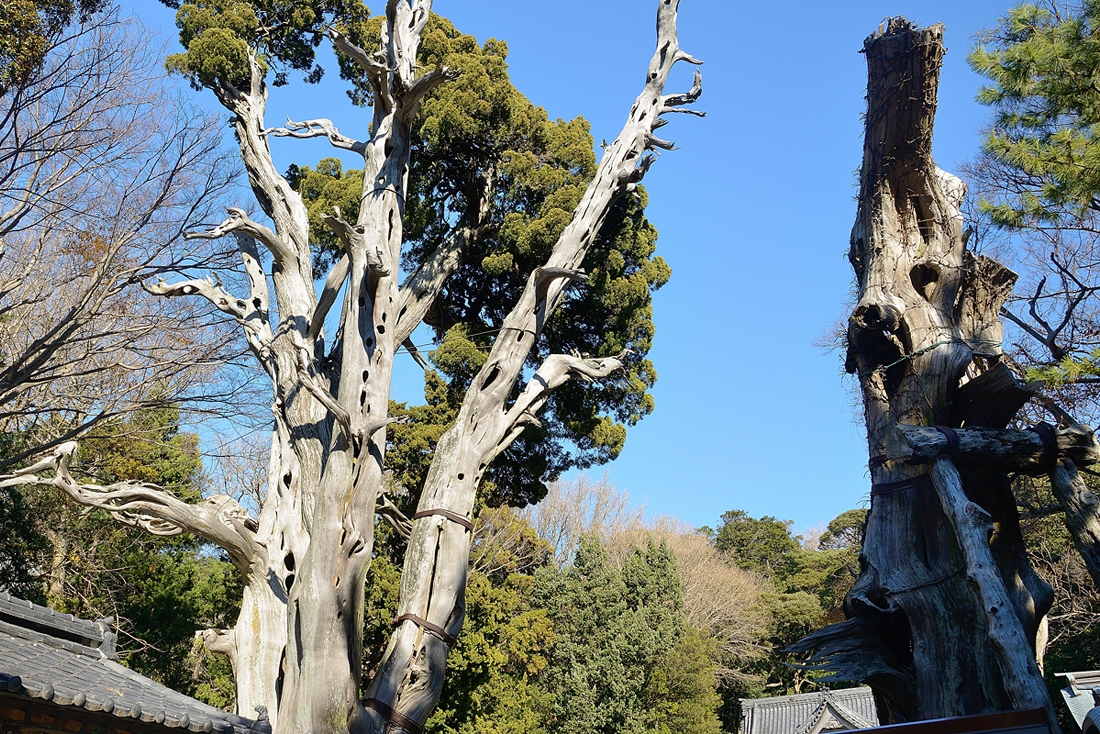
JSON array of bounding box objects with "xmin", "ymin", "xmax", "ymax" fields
[
  {"xmin": 932, "ymin": 425, "xmax": 961, "ymax": 458},
  {"xmin": 412, "ymin": 508, "xmax": 473, "ymax": 531},
  {"xmin": 871, "ymin": 473, "xmax": 933, "ymax": 495},
  {"xmin": 1033, "ymin": 422, "xmax": 1059, "ymax": 473},
  {"xmin": 364, "ymin": 698, "xmax": 422, "ymax": 734},
  {"xmin": 392, "ymin": 613, "xmax": 457, "ymax": 647}
]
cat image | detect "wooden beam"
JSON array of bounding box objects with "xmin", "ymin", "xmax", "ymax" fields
[{"xmin": 887, "ymin": 424, "xmax": 1100, "ymax": 474}]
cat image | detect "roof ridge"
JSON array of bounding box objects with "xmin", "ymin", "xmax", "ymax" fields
[
  {"xmin": 0, "ymin": 593, "xmax": 116, "ymax": 658},
  {"xmin": 822, "ymin": 696, "xmax": 879, "ymax": 730}
]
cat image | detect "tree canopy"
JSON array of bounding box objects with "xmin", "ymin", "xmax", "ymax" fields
[{"xmin": 284, "ymin": 13, "xmax": 668, "ymax": 507}]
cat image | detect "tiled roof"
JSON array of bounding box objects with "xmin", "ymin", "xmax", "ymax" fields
[
  {"xmin": 0, "ymin": 593, "xmax": 263, "ymax": 734},
  {"xmin": 1057, "ymin": 670, "xmax": 1100, "ymax": 730},
  {"xmin": 740, "ymin": 687, "xmax": 879, "ymax": 734}
]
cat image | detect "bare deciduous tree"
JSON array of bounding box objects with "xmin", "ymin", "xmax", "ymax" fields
[
  {"xmin": 610, "ymin": 516, "xmax": 771, "ymax": 684},
  {"xmin": 521, "ymin": 472, "xmax": 646, "ymax": 567},
  {"xmin": 0, "ymin": 11, "xmax": 241, "ymax": 469}
]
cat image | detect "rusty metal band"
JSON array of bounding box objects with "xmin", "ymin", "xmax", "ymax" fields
[
  {"xmin": 412, "ymin": 508, "xmax": 473, "ymax": 530},
  {"xmin": 392, "ymin": 613, "xmax": 457, "ymax": 647},
  {"xmin": 1033, "ymin": 422, "xmax": 1059, "ymax": 473},
  {"xmin": 364, "ymin": 698, "xmax": 422, "ymax": 734},
  {"xmin": 871, "ymin": 473, "xmax": 932, "ymax": 495},
  {"xmin": 868, "ymin": 454, "xmax": 888, "ymax": 469},
  {"xmin": 932, "ymin": 425, "xmax": 960, "ymax": 458}
]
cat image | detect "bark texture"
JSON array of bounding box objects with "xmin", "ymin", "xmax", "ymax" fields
[
  {"xmin": 0, "ymin": 3, "xmax": 701, "ymax": 734},
  {"xmin": 788, "ymin": 18, "xmax": 1060, "ymax": 729}
]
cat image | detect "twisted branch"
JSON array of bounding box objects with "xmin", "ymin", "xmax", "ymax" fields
[
  {"xmin": 0, "ymin": 442, "xmax": 259, "ymax": 573},
  {"xmin": 184, "ymin": 207, "xmax": 291, "ymax": 266},
  {"xmin": 261, "ymin": 118, "xmax": 365, "ymax": 154},
  {"xmin": 492, "ymin": 350, "xmax": 632, "ymax": 464}
]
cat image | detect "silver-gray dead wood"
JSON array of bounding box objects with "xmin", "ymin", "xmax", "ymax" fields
[
  {"xmin": 788, "ymin": 19, "xmax": 1071, "ymax": 729},
  {"xmin": 0, "ymin": 3, "xmax": 702, "ymax": 734}
]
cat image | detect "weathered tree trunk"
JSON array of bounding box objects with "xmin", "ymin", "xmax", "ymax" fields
[
  {"xmin": 788, "ymin": 18, "xmax": 1058, "ymax": 729},
  {"xmin": 0, "ymin": 4, "xmax": 701, "ymax": 734},
  {"xmin": 1050, "ymin": 459, "xmax": 1100, "ymax": 587},
  {"xmin": 360, "ymin": 4, "xmax": 702, "ymax": 730}
]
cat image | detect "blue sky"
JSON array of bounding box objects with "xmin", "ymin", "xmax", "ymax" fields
[{"xmin": 128, "ymin": 0, "xmax": 1022, "ymax": 533}]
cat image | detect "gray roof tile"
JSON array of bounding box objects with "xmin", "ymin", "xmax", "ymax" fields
[
  {"xmin": 740, "ymin": 687, "xmax": 879, "ymax": 734},
  {"xmin": 0, "ymin": 594, "xmax": 265, "ymax": 734}
]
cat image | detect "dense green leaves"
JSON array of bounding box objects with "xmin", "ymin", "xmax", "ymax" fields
[
  {"xmin": 163, "ymin": 0, "xmax": 366, "ymax": 88},
  {"xmin": 426, "ymin": 573, "xmax": 554, "ymax": 734},
  {"xmin": 362, "ymin": 510, "xmax": 732, "ymax": 734},
  {"xmin": 712, "ymin": 510, "xmax": 802, "ymax": 579},
  {"xmin": 0, "ymin": 0, "xmax": 106, "ymax": 94},
  {"xmin": 532, "ymin": 537, "xmax": 720, "ymax": 734},
  {"xmin": 970, "ymin": 1, "xmax": 1100, "ymax": 226},
  {"xmin": 286, "ymin": 14, "xmax": 669, "ymax": 507},
  {"xmin": 0, "ymin": 407, "xmax": 241, "ymax": 706}
]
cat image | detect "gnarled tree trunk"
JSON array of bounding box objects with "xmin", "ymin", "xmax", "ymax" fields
[
  {"xmin": 0, "ymin": 3, "xmax": 702, "ymax": 734},
  {"xmin": 789, "ymin": 19, "xmax": 1059, "ymax": 729}
]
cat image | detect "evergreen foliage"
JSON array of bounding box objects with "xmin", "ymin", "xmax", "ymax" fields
[
  {"xmin": 281, "ymin": 12, "xmax": 669, "ymax": 507},
  {"xmin": 966, "ymin": 2, "xmax": 1100, "ymax": 392},
  {"xmin": 361, "ymin": 518, "xmax": 728, "ymax": 734},
  {"xmin": 707, "ymin": 508, "xmax": 865, "ymax": 729},
  {"xmin": 970, "ymin": 1, "xmax": 1100, "ymax": 228},
  {"xmin": 0, "ymin": 0, "xmax": 105, "ymax": 93},
  {"xmin": 163, "ymin": 0, "xmax": 368, "ymax": 88},
  {"xmin": 0, "ymin": 407, "xmax": 241, "ymax": 706},
  {"xmin": 533, "ymin": 536, "xmax": 720, "ymax": 734}
]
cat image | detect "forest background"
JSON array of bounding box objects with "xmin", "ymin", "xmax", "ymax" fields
[{"xmin": 5, "ymin": 0, "xmax": 1100, "ymax": 733}]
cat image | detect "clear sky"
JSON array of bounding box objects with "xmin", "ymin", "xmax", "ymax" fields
[{"xmin": 127, "ymin": 0, "xmax": 1021, "ymax": 533}]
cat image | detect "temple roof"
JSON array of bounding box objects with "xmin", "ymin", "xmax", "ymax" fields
[
  {"xmin": 740, "ymin": 686, "xmax": 879, "ymax": 734},
  {"xmin": 0, "ymin": 592, "xmax": 263, "ymax": 734}
]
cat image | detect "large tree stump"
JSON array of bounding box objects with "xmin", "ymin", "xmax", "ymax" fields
[{"xmin": 789, "ymin": 18, "xmax": 1059, "ymax": 729}]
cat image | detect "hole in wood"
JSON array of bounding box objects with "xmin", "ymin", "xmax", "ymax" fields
[
  {"xmin": 482, "ymin": 365, "xmax": 501, "ymax": 390},
  {"xmin": 382, "ymin": 311, "xmax": 387, "ymax": 322},
  {"xmin": 359, "ymin": 296, "xmax": 366, "ymax": 307},
  {"xmin": 362, "ymin": 370, "xmax": 369, "ymax": 382},
  {"xmin": 457, "ymin": 473, "xmax": 464, "ymax": 481},
  {"xmin": 284, "ymin": 552, "xmax": 295, "ymax": 572},
  {"xmin": 910, "ymin": 263, "xmax": 940, "ymax": 301},
  {"xmin": 283, "ymin": 472, "xmax": 293, "ymax": 487},
  {"xmin": 377, "ymin": 324, "xmax": 386, "ymax": 334},
  {"xmin": 366, "ymin": 337, "xmax": 373, "ymax": 347},
  {"xmin": 285, "ymin": 573, "xmax": 295, "ymax": 592},
  {"xmin": 252, "ymin": 297, "xmax": 262, "ymax": 309},
  {"xmin": 360, "ymin": 389, "xmax": 367, "ymax": 406}
]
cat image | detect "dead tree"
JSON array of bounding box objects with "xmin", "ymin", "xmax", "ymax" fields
[
  {"xmin": 0, "ymin": 3, "xmax": 702, "ymax": 733},
  {"xmin": 788, "ymin": 19, "xmax": 1100, "ymax": 730}
]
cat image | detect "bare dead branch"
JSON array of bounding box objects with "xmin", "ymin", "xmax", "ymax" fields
[
  {"xmin": 261, "ymin": 117, "xmax": 365, "ymax": 154},
  {"xmin": 0, "ymin": 442, "xmax": 259, "ymax": 573},
  {"xmin": 185, "ymin": 207, "xmax": 290, "ymax": 266}
]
